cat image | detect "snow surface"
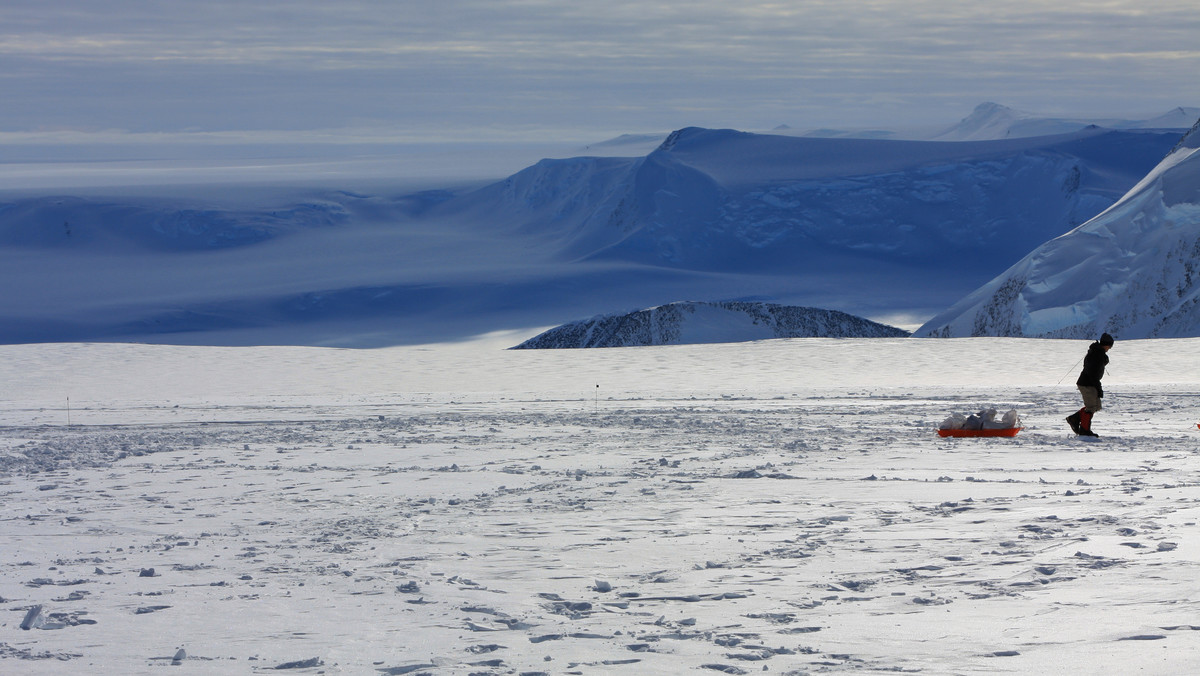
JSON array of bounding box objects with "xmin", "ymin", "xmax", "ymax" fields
[
  {"xmin": 4, "ymin": 336, "xmax": 1200, "ymax": 675},
  {"xmin": 917, "ymin": 117, "xmax": 1200, "ymax": 339}
]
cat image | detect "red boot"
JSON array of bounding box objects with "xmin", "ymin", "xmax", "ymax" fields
[
  {"xmin": 1066, "ymin": 408, "xmax": 1084, "ymax": 434},
  {"xmin": 1079, "ymin": 410, "xmax": 1098, "ymax": 437}
]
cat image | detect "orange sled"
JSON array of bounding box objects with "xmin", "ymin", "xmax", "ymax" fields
[{"xmin": 938, "ymin": 427, "xmax": 1023, "ymax": 438}]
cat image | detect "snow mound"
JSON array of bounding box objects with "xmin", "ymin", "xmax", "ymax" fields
[
  {"xmin": 511, "ymin": 301, "xmax": 910, "ymax": 349},
  {"xmin": 917, "ymin": 117, "xmax": 1200, "ymax": 339}
]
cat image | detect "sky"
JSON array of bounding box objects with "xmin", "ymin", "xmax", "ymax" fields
[{"xmin": 2, "ymin": 1, "xmax": 1198, "ymax": 146}]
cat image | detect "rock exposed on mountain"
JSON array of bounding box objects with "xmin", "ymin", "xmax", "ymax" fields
[{"xmin": 512, "ymin": 301, "xmax": 909, "ymax": 349}]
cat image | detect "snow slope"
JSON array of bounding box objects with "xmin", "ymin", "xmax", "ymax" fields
[
  {"xmin": 917, "ymin": 117, "xmax": 1200, "ymax": 339},
  {"xmin": 4, "ymin": 336, "xmax": 1200, "ymax": 675},
  {"xmin": 513, "ymin": 301, "xmax": 909, "ymax": 349},
  {"xmin": 0, "ymin": 126, "xmax": 1184, "ymax": 346}
]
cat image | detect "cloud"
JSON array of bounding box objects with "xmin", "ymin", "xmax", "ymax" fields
[{"xmin": 0, "ymin": 0, "xmax": 1196, "ymax": 137}]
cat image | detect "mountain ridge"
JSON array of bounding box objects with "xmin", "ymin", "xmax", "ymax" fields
[
  {"xmin": 0, "ymin": 119, "xmax": 1192, "ymax": 346},
  {"xmin": 442, "ymin": 126, "xmax": 1182, "ymax": 272}
]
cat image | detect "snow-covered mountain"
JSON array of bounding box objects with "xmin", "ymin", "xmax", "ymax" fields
[
  {"xmin": 512, "ymin": 301, "xmax": 909, "ymax": 349},
  {"xmin": 0, "ymin": 124, "xmax": 1185, "ymax": 346},
  {"xmin": 1137, "ymin": 107, "xmax": 1200, "ymax": 130},
  {"xmin": 758, "ymin": 103, "xmax": 1196, "ymax": 142},
  {"xmin": 931, "ymin": 102, "xmax": 1200, "ymax": 142},
  {"xmin": 932, "ymin": 103, "xmax": 1052, "ymax": 141},
  {"xmin": 916, "ymin": 117, "xmax": 1200, "ymax": 339},
  {"xmin": 441, "ymin": 126, "xmax": 1178, "ymax": 271},
  {"xmin": 577, "ymin": 133, "xmax": 667, "ymax": 157}
]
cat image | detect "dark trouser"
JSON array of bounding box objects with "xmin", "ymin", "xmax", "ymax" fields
[{"xmin": 1078, "ymin": 386, "xmax": 1102, "ymax": 414}]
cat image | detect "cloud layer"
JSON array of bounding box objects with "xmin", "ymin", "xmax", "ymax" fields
[{"xmin": 2, "ymin": 1, "xmax": 1197, "ymax": 139}]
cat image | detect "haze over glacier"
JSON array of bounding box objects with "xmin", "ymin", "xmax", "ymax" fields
[{"xmin": 1, "ymin": 103, "xmax": 1195, "ymax": 346}]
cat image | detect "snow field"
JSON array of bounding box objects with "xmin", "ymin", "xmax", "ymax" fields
[{"xmin": 3, "ymin": 337, "xmax": 1200, "ymax": 674}]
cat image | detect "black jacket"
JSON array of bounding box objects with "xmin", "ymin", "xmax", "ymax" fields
[{"xmin": 1076, "ymin": 341, "xmax": 1109, "ymax": 396}]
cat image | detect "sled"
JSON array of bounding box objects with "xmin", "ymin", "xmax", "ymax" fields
[{"xmin": 938, "ymin": 427, "xmax": 1023, "ymax": 438}]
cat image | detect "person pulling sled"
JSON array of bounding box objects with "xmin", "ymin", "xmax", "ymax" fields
[{"xmin": 1066, "ymin": 332, "xmax": 1114, "ymax": 437}]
